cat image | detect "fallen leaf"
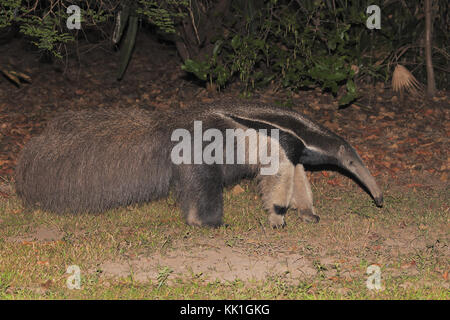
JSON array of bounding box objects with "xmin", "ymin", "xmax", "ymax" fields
[
  {"xmin": 406, "ymin": 183, "xmax": 424, "ymax": 188},
  {"xmin": 327, "ymin": 178, "xmax": 342, "ymax": 186},
  {"xmin": 403, "ymin": 137, "xmax": 419, "ymax": 144},
  {"xmin": 40, "ymin": 279, "xmax": 53, "ymax": 289},
  {"xmin": 328, "ymin": 276, "xmax": 339, "ymax": 282},
  {"xmin": 231, "ymin": 184, "xmax": 245, "ymax": 195},
  {"xmin": 0, "ymin": 191, "xmax": 10, "ymax": 198},
  {"xmin": 415, "ymin": 150, "xmax": 432, "ymax": 156}
]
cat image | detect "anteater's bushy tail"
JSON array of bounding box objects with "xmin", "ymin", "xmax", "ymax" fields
[{"xmin": 15, "ymin": 108, "xmax": 173, "ymax": 213}]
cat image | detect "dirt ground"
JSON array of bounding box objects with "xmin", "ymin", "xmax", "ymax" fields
[{"xmin": 0, "ymin": 33, "xmax": 448, "ymax": 299}]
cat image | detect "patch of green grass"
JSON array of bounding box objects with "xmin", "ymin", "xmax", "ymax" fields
[{"xmin": 0, "ymin": 181, "xmax": 448, "ymax": 299}]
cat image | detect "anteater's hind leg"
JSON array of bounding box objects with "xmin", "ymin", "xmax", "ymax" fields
[
  {"xmin": 175, "ymin": 164, "xmax": 224, "ymax": 227},
  {"xmin": 289, "ymin": 164, "xmax": 320, "ymax": 223}
]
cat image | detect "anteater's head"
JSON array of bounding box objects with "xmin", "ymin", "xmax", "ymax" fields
[{"xmin": 297, "ymin": 124, "xmax": 383, "ymax": 207}]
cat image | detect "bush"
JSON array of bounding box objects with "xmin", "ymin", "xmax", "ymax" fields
[{"xmin": 1, "ymin": 0, "xmax": 448, "ymax": 100}]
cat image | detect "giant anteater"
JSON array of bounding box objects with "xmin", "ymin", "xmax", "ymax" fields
[{"xmin": 15, "ymin": 101, "xmax": 383, "ymax": 227}]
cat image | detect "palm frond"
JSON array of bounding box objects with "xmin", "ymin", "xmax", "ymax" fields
[{"xmin": 392, "ymin": 64, "xmax": 423, "ymax": 97}]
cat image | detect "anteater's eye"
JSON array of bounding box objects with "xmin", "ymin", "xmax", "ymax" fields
[{"xmin": 349, "ymin": 160, "xmax": 354, "ymax": 166}]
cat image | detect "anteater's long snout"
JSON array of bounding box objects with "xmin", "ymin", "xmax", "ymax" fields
[{"xmin": 351, "ymin": 162, "xmax": 383, "ymax": 207}]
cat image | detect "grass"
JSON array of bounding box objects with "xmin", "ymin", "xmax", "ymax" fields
[{"xmin": 0, "ymin": 178, "xmax": 448, "ymax": 299}]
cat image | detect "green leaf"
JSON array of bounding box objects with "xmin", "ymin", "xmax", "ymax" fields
[
  {"xmin": 182, "ymin": 59, "xmax": 209, "ymax": 81},
  {"xmin": 346, "ymin": 79, "xmax": 356, "ymax": 94},
  {"xmin": 338, "ymin": 90, "xmax": 357, "ymax": 106},
  {"xmin": 212, "ymin": 40, "xmax": 223, "ymax": 57},
  {"xmin": 231, "ymin": 35, "xmax": 241, "ymax": 49}
]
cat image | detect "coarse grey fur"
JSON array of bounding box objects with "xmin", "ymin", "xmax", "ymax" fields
[{"xmin": 15, "ymin": 101, "xmax": 383, "ymax": 227}]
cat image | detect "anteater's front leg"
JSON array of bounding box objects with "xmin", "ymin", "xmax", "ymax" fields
[
  {"xmin": 290, "ymin": 164, "xmax": 320, "ymax": 223},
  {"xmin": 259, "ymin": 161, "xmax": 295, "ymax": 228},
  {"xmin": 175, "ymin": 164, "xmax": 224, "ymax": 227}
]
